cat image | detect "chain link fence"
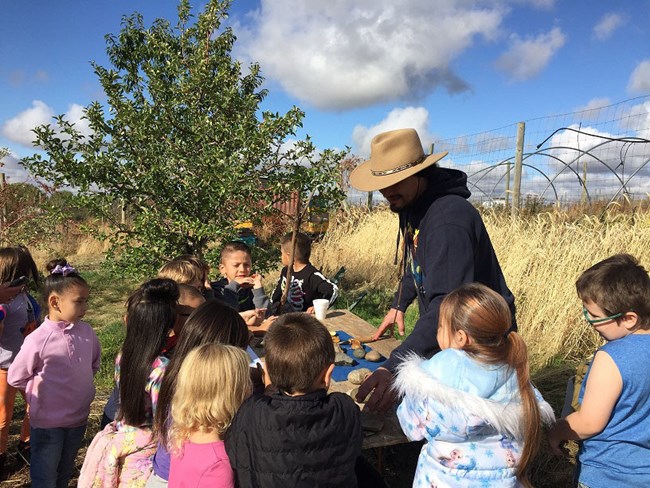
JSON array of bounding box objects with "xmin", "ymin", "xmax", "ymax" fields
[{"xmin": 432, "ymin": 95, "xmax": 650, "ymax": 209}]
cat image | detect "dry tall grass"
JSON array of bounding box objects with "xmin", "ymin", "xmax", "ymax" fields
[
  {"xmin": 28, "ymin": 226, "xmax": 112, "ymax": 271},
  {"xmin": 313, "ymin": 205, "xmax": 650, "ymax": 368}
]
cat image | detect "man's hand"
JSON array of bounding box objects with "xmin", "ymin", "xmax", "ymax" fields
[
  {"xmin": 356, "ymin": 367, "xmax": 396, "ymax": 412},
  {"xmin": 0, "ymin": 285, "xmax": 23, "ymax": 304},
  {"xmin": 373, "ymin": 308, "xmax": 405, "ymax": 340}
]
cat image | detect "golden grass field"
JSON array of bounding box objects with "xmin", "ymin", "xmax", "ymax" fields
[
  {"xmin": 5, "ymin": 203, "xmax": 649, "ymax": 486},
  {"xmin": 313, "ymin": 205, "xmax": 650, "ymax": 369}
]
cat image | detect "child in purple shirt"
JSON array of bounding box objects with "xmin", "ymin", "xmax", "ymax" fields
[{"xmin": 8, "ymin": 259, "xmax": 100, "ymax": 488}]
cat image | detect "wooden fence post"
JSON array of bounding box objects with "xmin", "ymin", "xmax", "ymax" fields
[
  {"xmin": 0, "ymin": 173, "xmax": 5, "ymax": 229},
  {"xmin": 511, "ymin": 122, "xmax": 525, "ymax": 216},
  {"xmin": 505, "ymin": 161, "xmax": 511, "ymax": 207}
]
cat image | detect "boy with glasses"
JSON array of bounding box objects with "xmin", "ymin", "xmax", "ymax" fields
[{"xmin": 549, "ymin": 254, "xmax": 650, "ymax": 488}]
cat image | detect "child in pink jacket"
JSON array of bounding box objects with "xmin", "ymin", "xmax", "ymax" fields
[{"xmin": 9, "ymin": 259, "xmax": 100, "ymax": 488}]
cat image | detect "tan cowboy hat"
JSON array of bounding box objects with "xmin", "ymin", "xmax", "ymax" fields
[{"xmin": 349, "ymin": 128, "xmax": 448, "ymax": 192}]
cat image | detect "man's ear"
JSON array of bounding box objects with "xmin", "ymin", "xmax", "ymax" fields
[{"xmin": 621, "ymin": 311, "xmax": 639, "ymax": 331}]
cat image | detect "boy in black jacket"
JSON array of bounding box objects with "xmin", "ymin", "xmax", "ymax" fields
[
  {"xmin": 211, "ymin": 241, "xmax": 270, "ymax": 312},
  {"xmin": 270, "ymin": 232, "xmax": 338, "ymax": 313},
  {"xmin": 225, "ymin": 313, "xmax": 363, "ymax": 488}
]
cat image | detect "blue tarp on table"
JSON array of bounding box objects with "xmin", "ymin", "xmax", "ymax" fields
[{"xmin": 332, "ymin": 330, "xmax": 386, "ymax": 382}]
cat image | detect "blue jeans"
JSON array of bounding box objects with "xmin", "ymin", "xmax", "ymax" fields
[{"xmin": 30, "ymin": 424, "xmax": 87, "ymax": 488}]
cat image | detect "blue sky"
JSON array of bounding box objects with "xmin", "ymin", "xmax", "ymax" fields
[{"xmin": 1, "ymin": 0, "xmax": 649, "ymax": 187}]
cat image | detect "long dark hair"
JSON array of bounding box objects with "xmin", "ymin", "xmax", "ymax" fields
[
  {"xmin": 0, "ymin": 245, "xmax": 40, "ymax": 287},
  {"xmin": 439, "ymin": 283, "xmax": 540, "ymax": 486},
  {"xmin": 153, "ymin": 300, "xmax": 249, "ymax": 446},
  {"xmin": 117, "ymin": 278, "xmax": 179, "ymax": 427}
]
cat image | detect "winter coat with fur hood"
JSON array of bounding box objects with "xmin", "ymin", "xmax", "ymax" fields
[{"xmin": 395, "ymin": 349, "xmax": 555, "ymax": 488}]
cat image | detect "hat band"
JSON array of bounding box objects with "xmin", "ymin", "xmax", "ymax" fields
[{"xmin": 371, "ymin": 155, "xmax": 427, "ymax": 177}]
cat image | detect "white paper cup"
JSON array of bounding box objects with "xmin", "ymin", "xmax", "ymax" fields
[{"xmin": 313, "ymin": 299, "xmax": 329, "ymax": 320}]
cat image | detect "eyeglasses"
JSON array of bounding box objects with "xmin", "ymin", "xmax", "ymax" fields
[{"xmin": 582, "ymin": 306, "xmax": 622, "ymax": 326}]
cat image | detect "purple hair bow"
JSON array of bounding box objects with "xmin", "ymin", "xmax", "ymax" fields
[{"xmin": 51, "ymin": 264, "xmax": 76, "ymax": 276}]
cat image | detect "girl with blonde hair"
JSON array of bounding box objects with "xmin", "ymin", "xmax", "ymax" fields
[
  {"xmin": 168, "ymin": 343, "xmax": 252, "ymax": 488},
  {"xmin": 395, "ymin": 282, "xmax": 555, "ymax": 487}
]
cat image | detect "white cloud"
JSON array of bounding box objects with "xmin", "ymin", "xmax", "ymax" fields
[
  {"xmin": 1, "ymin": 101, "xmax": 54, "ymax": 147},
  {"xmin": 628, "ymin": 60, "xmax": 650, "ymax": 94},
  {"xmin": 574, "ymin": 97, "xmax": 612, "ymax": 120},
  {"xmin": 620, "ymin": 100, "xmax": 650, "ymax": 139},
  {"xmin": 65, "ymin": 103, "xmax": 94, "ymax": 139},
  {"xmin": 0, "ymin": 150, "xmax": 32, "ymax": 183},
  {"xmin": 1, "ymin": 101, "xmax": 92, "ymax": 148},
  {"xmin": 593, "ymin": 13, "xmax": 626, "ymax": 41},
  {"xmin": 543, "ymin": 124, "xmax": 650, "ymax": 202},
  {"xmin": 495, "ymin": 27, "xmax": 565, "ymax": 81},
  {"xmin": 439, "ymin": 117, "xmax": 650, "ymax": 203},
  {"xmin": 351, "ymin": 106, "xmax": 432, "ymax": 157},
  {"xmin": 238, "ymin": 0, "xmax": 505, "ymax": 109}
]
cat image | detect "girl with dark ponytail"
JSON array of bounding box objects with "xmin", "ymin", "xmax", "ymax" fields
[
  {"xmin": 394, "ymin": 283, "xmax": 555, "ymax": 488},
  {"xmin": 80, "ymin": 278, "xmax": 179, "ymax": 486},
  {"xmin": 117, "ymin": 278, "xmax": 179, "ymax": 429}
]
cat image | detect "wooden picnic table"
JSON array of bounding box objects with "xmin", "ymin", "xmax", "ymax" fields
[{"xmin": 322, "ymin": 309, "xmax": 409, "ymax": 451}]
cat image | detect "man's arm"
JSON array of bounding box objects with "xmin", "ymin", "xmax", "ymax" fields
[
  {"xmin": 373, "ymin": 273, "xmax": 417, "ymax": 339},
  {"xmin": 384, "ymin": 223, "xmax": 476, "ymax": 371},
  {"xmin": 390, "ymin": 271, "xmax": 417, "ymax": 311},
  {"xmin": 548, "ymin": 350, "xmax": 622, "ymax": 455}
]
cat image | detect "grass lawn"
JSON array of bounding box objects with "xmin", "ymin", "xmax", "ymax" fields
[{"xmin": 4, "ymin": 272, "xmax": 577, "ymax": 487}]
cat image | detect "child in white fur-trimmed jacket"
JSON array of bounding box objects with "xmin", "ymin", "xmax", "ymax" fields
[{"xmin": 395, "ymin": 283, "xmax": 554, "ymax": 488}]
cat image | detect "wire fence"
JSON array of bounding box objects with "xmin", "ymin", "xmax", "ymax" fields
[{"xmin": 432, "ymin": 95, "xmax": 650, "ymax": 208}]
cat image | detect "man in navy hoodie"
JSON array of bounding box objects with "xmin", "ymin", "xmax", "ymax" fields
[{"xmin": 350, "ymin": 128, "xmax": 516, "ymax": 411}]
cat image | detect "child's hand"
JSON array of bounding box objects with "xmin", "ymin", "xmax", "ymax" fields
[
  {"xmin": 306, "ymin": 306, "xmax": 315, "ymax": 314},
  {"xmin": 250, "ymin": 316, "xmax": 276, "ymax": 335},
  {"xmin": 240, "ymin": 310, "xmax": 259, "ymax": 327},
  {"xmin": 233, "ymin": 276, "xmax": 255, "ymax": 289},
  {"xmin": 251, "ymin": 273, "xmax": 263, "ymax": 289},
  {"xmin": 547, "ymin": 427, "xmax": 568, "ymax": 457}
]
